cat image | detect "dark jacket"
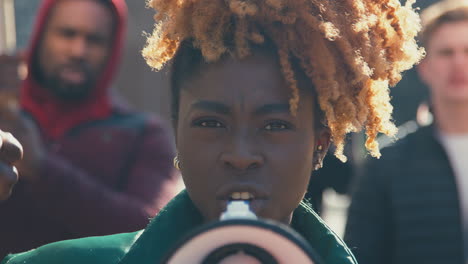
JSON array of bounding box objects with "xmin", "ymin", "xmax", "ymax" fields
[
  {"xmin": 344, "ymin": 125, "xmax": 464, "ymax": 264},
  {"xmin": 2, "ymin": 190, "xmax": 358, "ymax": 264},
  {"xmin": 0, "ymin": 0, "xmax": 180, "ymax": 257}
]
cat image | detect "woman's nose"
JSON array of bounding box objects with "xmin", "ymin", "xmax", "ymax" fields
[{"xmin": 220, "ymin": 139, "xmax": 264, "ymax": 171}]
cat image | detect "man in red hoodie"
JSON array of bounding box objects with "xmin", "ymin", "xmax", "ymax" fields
[{"xmin": 0, "ymin": 0, "xmax": 181, "ymax": 258}]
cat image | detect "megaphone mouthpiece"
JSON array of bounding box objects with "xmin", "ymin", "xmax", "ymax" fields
[{"xmin": 220, "ymin": 200, "xmax": 257, "ymax": 220}]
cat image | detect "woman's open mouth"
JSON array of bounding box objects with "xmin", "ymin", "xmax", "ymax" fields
[{"xmin": 216, "ymin": 185, "xmax": 269, "ymax": 218}]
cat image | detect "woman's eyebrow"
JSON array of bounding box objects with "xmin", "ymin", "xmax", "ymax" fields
[
  {"xmin": 190, "ymin": 100, "xmax": 231, "ymax": 115},
  {"xmin": 254, "ymin": 103, "xmax": 290, "ymax": 115}
]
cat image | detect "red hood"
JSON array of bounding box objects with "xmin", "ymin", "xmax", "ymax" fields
[{"xmin": 20, "ymin": 0, "xmax": 127, "ymax": 140}]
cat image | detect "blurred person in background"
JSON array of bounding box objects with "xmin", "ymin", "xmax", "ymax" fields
[
  {"xmin": 345, "ymin": 1, "xmax": 468, "ymax": 264},
  {"xmin": 305, "ymin": 0, "xmax": 440, "ymax": 222},
  {"xmin": 0, "ymin": 0, "xmax": 180, "ymax": 258}
]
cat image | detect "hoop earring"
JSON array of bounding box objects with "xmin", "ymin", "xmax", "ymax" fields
[
  {"xmin": 313, "ymin": 162, "xmax": 323, "ymax": 171},
  {"xmin": 173, "ymin": 155, "xmax": 181, "ymax": 170}
]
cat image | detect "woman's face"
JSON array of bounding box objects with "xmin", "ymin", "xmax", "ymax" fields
[{"xmin": 175, "ymin": 53, "xmax": 322, "ymax": 224}]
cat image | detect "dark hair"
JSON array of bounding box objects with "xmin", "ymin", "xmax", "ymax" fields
[{"xmin": 169, "ymin": 40, "xmax": 204, "ymax": 122}]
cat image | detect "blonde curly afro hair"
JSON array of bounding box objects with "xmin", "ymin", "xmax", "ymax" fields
[{"xmin": 143, "ymin": 0, "xmax": 424, "ymax": 161}]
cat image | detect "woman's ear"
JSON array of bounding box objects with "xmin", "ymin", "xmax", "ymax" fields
[{"xmin": 312, "ymin": 127, "xmax": 331, "ymax": 171}]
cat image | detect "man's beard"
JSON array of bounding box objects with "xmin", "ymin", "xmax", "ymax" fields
[{"xmin": 34, "ymin": 62, "xmax": 97, "ymax": 102}]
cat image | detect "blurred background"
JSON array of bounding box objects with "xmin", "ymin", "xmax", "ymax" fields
[{"xmin": 12, "ymin": 0, "xmax": 436, "ymax": 127}]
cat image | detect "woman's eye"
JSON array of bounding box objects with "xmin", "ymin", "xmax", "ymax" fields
[
  {"xmin": 264, "ymin": 121, "xmax": 292, "ymax": 131},
  {"xmin": 194, "ymin": 119, "xmax": 224, "ymax": 128}
]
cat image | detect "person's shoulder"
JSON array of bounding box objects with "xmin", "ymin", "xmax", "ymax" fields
[
  {"xmin": 377, "ymin": 124, "xmax": 432, "ymax": 162},
  {"xmin": 1, "ymin": 230, "xmax": 143, "ymax": 264},
  {"xmin": 358, "ymin": 125, "xmax": 434, "ymax": 185}
]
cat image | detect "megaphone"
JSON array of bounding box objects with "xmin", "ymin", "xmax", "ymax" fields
[{"xmin": 163, "ymin": 201, "xmax": 324, "ymax": 264}]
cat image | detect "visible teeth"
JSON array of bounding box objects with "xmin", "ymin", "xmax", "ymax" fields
[
  {"xmin": 231, "ymin": 192, "xmax": 241, "ymax": 199},
  {"xmin": 241, "ymin": 192, "xmax": 250, "ymax": 200},
  {"xmin": 230, "ymin": 192, "xmax": 254, "ymax": 200}
]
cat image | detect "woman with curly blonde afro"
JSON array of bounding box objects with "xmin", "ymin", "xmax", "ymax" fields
[
  {"xmin": 144, "ymin": 0, "xmax": 423, "ymax": 161},
  {"xmin": 1, "ymin": 0, "xmax": 423, "ymax": 264}
]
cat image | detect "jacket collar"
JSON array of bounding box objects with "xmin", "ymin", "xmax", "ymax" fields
[{"xmin": 119, "ymin": 190, "xmax": 357, "ymax": 264}]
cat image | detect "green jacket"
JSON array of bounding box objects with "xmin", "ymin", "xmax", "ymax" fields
[{"xmin": 2, "ymin": 191, "xmax": 357, "ymax": 264}]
